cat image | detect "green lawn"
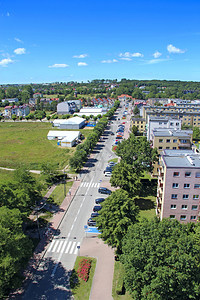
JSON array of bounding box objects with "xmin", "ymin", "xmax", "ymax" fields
[
  {"xmin": 112, "ymin": 261, "xmax": 132, "ymax": 300},
  {"xmin": 50, "ymin": 180, "xmax": 73, "ymax": 206},
  {"xmin": 70, "ymin": 256, "xmax": 96, "ymax": 300},
  {"xmin": 0, "ymin": 122, "xmax": 76, "ymax": 169},
  {"xmin": 135, "ymin": 195, "xmax": 156, "ymax": 220},
  {"xmin": 0, "ymin": 169, "xmax": 15, "ymax": 184}
]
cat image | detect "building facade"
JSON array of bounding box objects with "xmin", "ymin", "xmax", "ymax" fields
[{"xmin": 156, "ymin": 150, "xmax": 200, "ymax": 223}]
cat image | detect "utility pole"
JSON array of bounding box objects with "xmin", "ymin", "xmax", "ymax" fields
[{"xmin": 64, "ymin": 169, "xmax": 66, "ymax": 197}]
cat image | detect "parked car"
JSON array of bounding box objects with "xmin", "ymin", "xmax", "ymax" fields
[
  {"xmin": 108, "ymin": 162, "xmax": 117, "ymax": 166},
  {"xmin": 111, "ymin": 132, "xmax": 115, "ymax": 135},
  {"xmin": 87, "ymin": 218, "xmax": 96, "ymax": 226},
  {"xmin": 93, "ymin": 205, "xmax": 102, "ymax": 212},
  {"xmin": 98, "ymin": 187, "xmax": 112, "ymax": 195},
  {"xmin": 105, "ymin": 171, "xmax": 112, "ymax": 177},
  {"xmin": 91, "ymin": 212, "xmax": 99, "ymax": 218},
  {"xmin": 95, "ymin": 198, "xmax": 105, "ymax": 204},
  {"xmin": 104, "ymin": 167, "xmax": 112, "ymax": 173}
]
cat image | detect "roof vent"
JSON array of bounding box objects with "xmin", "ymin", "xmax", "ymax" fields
[{"xmin": 186, "ymin": 155, "xmax": 195, "ymax": 165}]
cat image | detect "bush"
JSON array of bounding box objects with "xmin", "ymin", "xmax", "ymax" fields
[{"xmin": 77, "ymin": 258, "xmax": 92, "ymax": 282}]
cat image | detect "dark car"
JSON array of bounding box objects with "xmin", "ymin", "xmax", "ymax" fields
[
  {"xmin": 91, "ymin": 212, "xmax": 99, "ymax": 218},
  {"xmin": 87, "ymin": 218, "xmax": 96, "ymax": 226},
  {"xmin": 93, "ymin": 205, "xmax": 102, "ymax": 212},
  {"xmin": 98, "ymin": 187, "xmax": 112, "ymax": 195},
  {"xmin": 95, "ymin": 198, "xmax": 105, "ymax": 204},
  {"xmin": 104, "ymin": 167, "xmax": 112, "ymax": 173},
  {"xmin": 111, "ymin": 132, "xmax": 115, "ymax": 135}
]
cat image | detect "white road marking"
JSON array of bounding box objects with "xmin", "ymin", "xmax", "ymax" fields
[
  {"xmin": 51, "ymin": 240, "xmax": 59, "ymax": 253},
  {"xmin": 60, "ymin": 240, "xmax": 68, "ymax": 253},
  {"xmin": 70, "ymin": 242, "xmax": 76, "ymax": 254},
  {"xmin": 65, "ymin": 241, "xmax": 72, "ymax": 253},
  {"xmin": 47, "ymin": 240, "xmax": 56, "ymax": 252},
  {"xmin": 56, "ymin": 240, "xmax": 63, "ymax": 253}
]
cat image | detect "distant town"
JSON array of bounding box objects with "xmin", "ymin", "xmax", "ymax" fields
[{"xmin": 1, "ymin": 78, "xmax": 200, "ymax": 299}]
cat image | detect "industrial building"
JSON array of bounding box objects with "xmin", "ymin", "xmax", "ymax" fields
[
  {"xmin": 53, "ymin": 117, "xmax": 85, "ymax": 129},
  {"xmin": 47, "ymin": 130, "xmax": 81, "ymax": 147}
]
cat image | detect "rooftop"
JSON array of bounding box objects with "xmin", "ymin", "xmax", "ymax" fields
[
  {"xmin": 153, "ymin": 129, "xmax": 192, "ymax": 137},
  {"xmin": 162, "ymin": 150, "xmax": 200, "ymax": 168}
]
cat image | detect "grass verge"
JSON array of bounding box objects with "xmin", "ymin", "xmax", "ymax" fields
[
  {"xmin": 112, "ymin": 261, "xmax": 132, "ymax": 300},
  {"xmin": 50, "ymin": 181, "xmax": 73, "ymax": 206},
  {"xmin": 70, "ymin": 256, "xmax": 96, "ymax": 300},
  {"xmin": 135, "ymin": 195, "xmax": 156, "ymax": 220}
]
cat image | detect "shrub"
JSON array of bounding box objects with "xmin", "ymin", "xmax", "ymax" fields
[{"xmin": 77, "ymin": 258, "xmax": 92, "ymax": 282}]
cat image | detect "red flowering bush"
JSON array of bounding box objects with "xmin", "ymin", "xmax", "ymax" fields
[
  {"xmin": 77, "ymin": 258, "xmax": 92, "ymax": 282},
  {"xmin": 113, "ymin": 146, "xmax": 118, "ymax": 151}
]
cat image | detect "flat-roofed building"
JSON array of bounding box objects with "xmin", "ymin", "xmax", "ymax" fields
[
  {"xmin": 132, "ymin": 117, "xmax": 146, "ymax": 133},
  {"xmin": 52, "ymin": 117, "xmax": 85, "ymax": 129},
  {"xmin": 157, "ymin": 149, "xmax": 200, "ymax": 223}
]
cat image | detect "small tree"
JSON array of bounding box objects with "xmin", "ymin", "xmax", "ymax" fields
[{"xmin": 12, "ymin": 114, "xmax": 17, "ymax": 121}]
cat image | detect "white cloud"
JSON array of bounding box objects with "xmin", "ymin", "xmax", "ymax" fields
[
  {"xmin": 119, "ymin": 52, "xmax": 144, "ymax": 58},
  {"xmin": 49, "ymin": 63, "xmax": 69, "ymax": 68},
  {"xmin": 77, "ymin": 62, "xmax": 88, "ymax": 66},
  {"xmin": 153, "ymin": 51, "xmax": 162, "ymax": 58},
  {"xmin": 101, "ymin": 59, "xmax": 118, "ymax": 63},
  {"xmin": 73, "ymin": 54, "xmax": 88, "ymax": 58},
  {"xmin": 120, "ymin": 57, "xmax": 132, "ymax": 61},
  {"xmin": 0, "ymin": 58, "xmax": 13, "ymax": 67},
  {"xmin": 6, "ymin": 12, "xmax": 10, "ymax": 17},
  {"xmin": 14, "ymin": 38, "xmax": 23, "ymax": 43},
  {"xmin": 167, "ymin": 44, "xmax": 185, "ymax": 54},
  {"xmin": 146, "ymin": 58, "xmax": 169, "ymax": 64},
  {"xmin": 14, "ymin": 48, "xmax": 26, "ymax": 55}
]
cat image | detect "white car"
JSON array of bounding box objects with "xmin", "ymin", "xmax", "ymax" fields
[{"xmin": 104, "ymin": 172, "xmax": 112, "ymax": 177}]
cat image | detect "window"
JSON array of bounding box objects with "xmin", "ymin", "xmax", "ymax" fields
[
  {"xmin": 173, "ymin": 147, "xmax": 177, "ymax": 149},
  {"xmin": 176, "ymin": 122, "xmax": 179, "ymax": 126},
  {"xmin": 185, "ymin": 172, "xmax": 191, "ymax": 177},
  {"xmin": 166, "ymin": 139, "xmax": 170, "ymax": 143},
  {"xmin": 170, "ymin": 215, "xmax": 175, "ymax": 219},
  {"xmin": 180, "ymin": 139, "xmax": 188, "ymax": 144},
  {"xmin": 183, "ymin": 194, "xmax": 189, "ymax": 199},
  {"xmin": 166, "ymin": 147, "xmax": 170, "ymax": 149},
  {"xmin": 181, "ymin": 205, "xmax": 187, "ymax": 210},
  {"xmin": 171, "ymin": 204, "xmax": 176, "ymax": 209},
  {"xmin": 159, "ymin": 147, "xmax": 162, "ymax": 150},
  {"xmin": 180, "ymin": 215, "xmax": 186, "ymax": 220},
  {"xmin": 173, "ymin": 172, "xmax": 180, "ymax": 177},
  {"xmin": 171, "ymin": 194, "xmax": 178, "ymax": 199},
  {"xmin": 195, "ymin": 172, "xmax": 200, "ymax": 178},
  {"xmin": 193, "ymin": 195, "xmax": 199, "ymax": 199},
  {"xmin": 184, "ymin": 184, "xmax": 190, "ymax": 188},
  {"xmin": 173, "ymin": 139, "xmax": 177, "ymax": 143},
  {"xmin": 194, "ymin": 184, "xmax": 200, "ymax": 189},
  {"xmin": 191, "ymin": 216, "xmax": 197, "ymax": 220},
  {"xmin": 170, "ymin": 122, "xmax": 173, "ymax": 126},
  {"xmin": 172, "ymin": 183, "xmax": 179, "ymax": 188},
  {"xmin": 192, "ymin": 205, "xmax": 198, "ymax": 210},
  {"xmin": 159, "ymin": 139, "xmax": 163, "ymax": 143}
]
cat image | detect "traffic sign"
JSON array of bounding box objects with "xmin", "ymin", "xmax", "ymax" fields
[{"xmin": 85, "ymin": 227, "xmax": 100, "ymax": 234}]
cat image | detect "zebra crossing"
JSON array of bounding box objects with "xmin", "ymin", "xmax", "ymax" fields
[
  {"xmin": 47, "ymin": 239, "xmax": 80, "ymax": 255},
  {"xmin": 80, "ymin": 182, "xmax": 100, "ymax": 188}
]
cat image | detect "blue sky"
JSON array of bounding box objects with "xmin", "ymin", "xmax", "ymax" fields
[{"xmin": 0, "ymin": 0, "xmax": 200, "ymax": 84}]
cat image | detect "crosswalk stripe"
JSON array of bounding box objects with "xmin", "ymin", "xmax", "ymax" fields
[
  {"xmin": 80, "ymin": 182, "xmax": 100, "ymax": 188},
  {"xmin": 65, "ymin": 241, "xmax": 72, "ymax": 253},
  {"xmin": 69, "ymin": 242, "xmax": 76, "ymax": 254},
  {"xmin": 80, "ymin": 182, "xmax": 83, "ymax": 187},
  {"xmin": 52, "ymin": 240, "xmax": 59, "ymax": 253},
  {"xmin": 56, "ymin": 240, "xmax": 64, "ymax": 253},
  {"xmin": 61, "ymin": 240, "xmax": 68, "ymax": 253},
  {"xmin": 47, "ymin": 240, "xmax": 56, "ymax": 252},
  {"xmin": 74, "ymin": 242, "xmax": 81, "ymax": 255}
]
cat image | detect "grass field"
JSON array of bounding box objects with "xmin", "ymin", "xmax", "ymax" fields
[
  {"xmin": 0, "ymin": 122, "xmax": 93, "ymax": 170},
  {"xmin": 50, "ymin": 180, "xmax": 73, "ymax": 206},
  {"xmin": 71, "ymin": 256, "xmax": 96, "ymax": 300},
  {"xmin": 0, "ymin": 169, "xmax": 15, "ymax": 183},
  {"xmin": 135, "ymin": 195, "xmax": 156, "ymax": 220},
  {"xmin": 112, "ymin": 261, "xmax": 132, "ymax": 300}
]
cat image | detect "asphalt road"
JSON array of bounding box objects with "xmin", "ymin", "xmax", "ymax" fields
[{"xmin": 21, "ymin": 106, "xmax": 126, "ymax": 300}]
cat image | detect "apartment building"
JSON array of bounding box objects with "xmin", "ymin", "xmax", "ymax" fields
[
  {"xmin": 132, "ymin": 117, "xmax": 146, "ymax": 133},
  {"xmin": 157, "ymin": 150, "xmax": 200, "ymax": 223},
  {"xmin": 147, "ymin": 116, "xmax": 181, "ymax": 141},
  {"xmin": 143, "ymin": 105, "xmax": 200, "ymax": 128},
  {"xmin": 152, "ymin": 129, "xmax": 193, "ymax": 177}
]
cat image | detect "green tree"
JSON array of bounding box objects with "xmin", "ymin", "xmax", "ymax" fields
[
  {"xmin": 131, "ymin": 125, "xmax": 138, "ymax": 135},
  {"xmin": 12, "ymin": 114, "xmax": 17, "ymax": 121},
  {"xmin": 133, "ymin": 105, "xmax": 140, "ymax": 115},
  {"xmin": 6, "ymin": 86, "xmax": 19, "ymax": 98},
  {"xmin": 41, "ymin": 163, "xmax": 60, "ymax": 185},
  {"xmin": 0, "ymin": 207, "xmax": 33, "ymax": 298},
  {"xmin": 110, "ymin": 161, "xmax": 142, "ymax": 197},
  {"xmin": 121, "ymin": 218, "xmax": 200, "ymax": 300},
  {"xmin": 193, "ymin": 127, "xmax": 200, "ymax": 140},
  {"xmin": 96, "ymin": 189, "xmax": 139, "ymax": 253}
]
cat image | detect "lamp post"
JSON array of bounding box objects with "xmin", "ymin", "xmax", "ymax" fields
[{"xmin": 64, "ymin": 169, "xmax": 66, "ymax": 197}]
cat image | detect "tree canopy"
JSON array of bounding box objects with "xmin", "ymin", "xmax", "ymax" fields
[
  {"xmin": 121, "ymin": 218, "xmax": 200, "ymax": 300},
  {"xmin": 96, "ymin": 189, "xmax": 139, "ymax": 253}
]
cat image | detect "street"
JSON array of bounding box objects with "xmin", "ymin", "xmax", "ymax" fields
[{"xmin": 21, "ymin": 104, "xmax": 130, "ymax": 300}]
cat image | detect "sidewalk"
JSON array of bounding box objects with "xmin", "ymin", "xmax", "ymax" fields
[{"xmin": 80, "ymin": 237, "xmax": 115, "ymax": 300}]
